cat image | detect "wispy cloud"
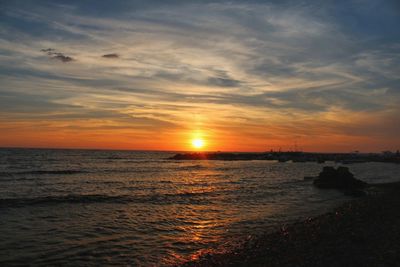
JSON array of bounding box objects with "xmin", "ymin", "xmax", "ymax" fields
[
  {"xmin": 41, "ymin": 48, "xmax": 74, "ymax": 62},
  {"xmin": 102, "ymin": 53, "xmax": 119, "ymax": 58}
]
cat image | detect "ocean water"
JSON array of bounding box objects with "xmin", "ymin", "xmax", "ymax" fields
[{"xmin": 0, "ymin": 148, "xmax": 399, "ymax": 266}]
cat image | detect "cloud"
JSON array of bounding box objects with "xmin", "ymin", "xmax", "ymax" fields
[
  {"xmin": 40, "ymin": 48, "xmax": 55, "ymax": 53},
  {"xmin": 52, "ymin": 53, "xmax": 74, "ymax": 62},
  {"xmin": 40, "ymin": 48, "xmax": 74, "ymax": 62},
  {"xmin": 102, "ymin": 53, "xmax": 119, "ymax": 58}
]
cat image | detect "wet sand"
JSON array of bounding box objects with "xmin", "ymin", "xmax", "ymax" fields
[{"xmin": 179, "ymin": 182, "xmax": 400, "ymax": 267}]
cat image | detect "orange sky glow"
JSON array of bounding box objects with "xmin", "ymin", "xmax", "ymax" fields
[{"xmin": 1, "ymin": 109, "xmax": 398, "ymax": 152}]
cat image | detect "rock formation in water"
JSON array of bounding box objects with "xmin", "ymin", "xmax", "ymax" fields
[{"xmin": 313, "ymin": 166, "xmax": 367, "ymax": 196}]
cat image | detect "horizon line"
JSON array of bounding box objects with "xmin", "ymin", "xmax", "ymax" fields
[{"xmin": 0, "ymin": 145, "xmax": 396, "ymax": 154}]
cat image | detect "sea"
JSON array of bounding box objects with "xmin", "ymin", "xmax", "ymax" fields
[{"xmin": 1, "ymin": 148, "xmax": 399, "ymax": 266}]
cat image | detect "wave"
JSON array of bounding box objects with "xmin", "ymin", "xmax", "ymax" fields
[
  {"xmin": 23, "ymin": 170, "xmax": 87, "ymax": 175},
  {"xmin": 0, "ymin": 170, "xmax": 87, "ymax": 177},
  {"xmin": 0, "ymin": 166, "xmax": 204, "ymax": 177},
  {"xmin": 0, "ymin": 172, "xmax": 13, "ymax": 177},
  {"xmin": 0, "ymin": 191, "xmax": 220, "ymax": 208},
  {"xmin": 102, "ymin": 169, "xmax": 160, "ymax": 174},
  {"xmin": 176, "ymin": 164, "xmax": 205, "ymax": 170},
  {"xmin": 0, "ymin": 177, "xmax": 38, "ymax": 182},
  {"xmin": 0, "ymin": 195, "xmax": 127, "ymax": 208},
  {"xmin": 279, "ymin": 179, "xmax": 308, "ymax": 186}
]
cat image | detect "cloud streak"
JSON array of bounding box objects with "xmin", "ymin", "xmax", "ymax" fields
[
  {"xmin": 41, "ymin": 48, "xmax": 74, "ymax": 62},
  {"xmin": 102, "ymin": 53, "xmax": 119, "ymax": 58}
]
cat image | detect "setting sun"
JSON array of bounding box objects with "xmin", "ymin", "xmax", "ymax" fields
[{"xmin": 192, "ymin": 138, "xmax": 205, "ymax": 149}]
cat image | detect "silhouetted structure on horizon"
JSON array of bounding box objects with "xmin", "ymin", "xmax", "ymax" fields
[{"xmin": 170, "ymin": 151, "xmax": 400, "ymax": 164}]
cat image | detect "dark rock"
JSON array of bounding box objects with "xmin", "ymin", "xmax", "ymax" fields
[
  {"xmin": 344, "ymin": 189, "xmax": 367, "ymax": 197},
  {"xmin": 313, "ymin": 166, "xmax": 367, "ymax": 193}
]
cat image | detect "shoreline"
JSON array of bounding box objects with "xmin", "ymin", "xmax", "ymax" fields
[
  {"xmin": 170, "ymin": 152, "xmax": 400, "ymax": 164},
  {"xmin": 177, "ymin": 182, "xmax": 400, "ymax": 267}
]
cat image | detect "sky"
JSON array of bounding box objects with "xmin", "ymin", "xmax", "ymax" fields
[{"xmin": 0, "ymin": 0, "xmax": 399, "ymax": 152}]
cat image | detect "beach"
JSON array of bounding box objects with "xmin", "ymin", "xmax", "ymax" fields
[{"xmin": 179, "ymin": 182, "xmax": 400, "ymax": 267}]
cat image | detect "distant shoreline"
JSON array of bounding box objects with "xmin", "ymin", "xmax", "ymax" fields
[
  {"xmin": 170, "ymin": 151, "xmax": 400, "ymax": 164},
  {"xmin": 178, "ymin": 182, "xmax": 400, "ymax": 267}
]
